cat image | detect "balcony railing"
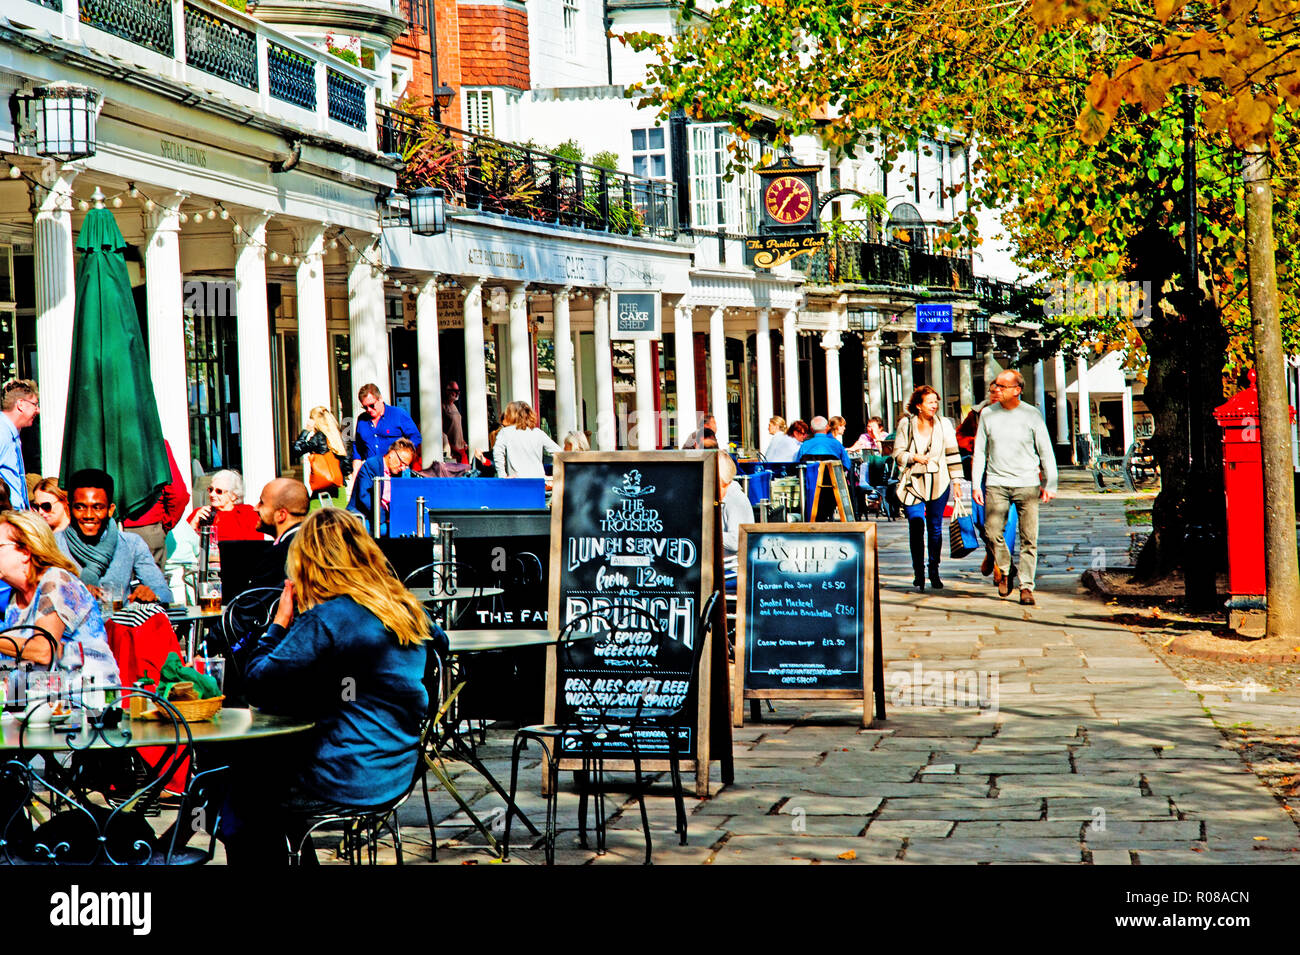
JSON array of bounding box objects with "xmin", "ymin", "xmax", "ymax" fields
[
  {"xmin": 806, "ymin": 235, "xmax": 974, "ymax": 291},
  {"xmin": 20, "ymin": 0, "xmax": 377, "ymax": 150},
  {"xmin": 379, "ymin": 105, "xmax": 678, "ymax": 239}
]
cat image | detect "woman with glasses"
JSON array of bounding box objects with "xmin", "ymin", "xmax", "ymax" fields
[
  {"xmin": 31, "ymin": 478, "xmax": 70, "ymax": 534},
  {"xmin": 0, "ymin": 510, "xmax": 118, "ymax": 682},
  {"xmin": 186, "ymin": 468, "xmax": 263, "ymax": 542}
]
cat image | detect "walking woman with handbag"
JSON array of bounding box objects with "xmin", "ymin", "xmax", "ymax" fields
[
  {"xmin": 291, "ymin": 407, "xmax": 352, "ymax": 508},
  {"xmin": 893, "ymin": 385, "xmax": 964, "ymax": 590}
]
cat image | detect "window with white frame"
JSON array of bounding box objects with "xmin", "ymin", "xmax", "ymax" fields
[
  {"xmin": 631, "ymin": 127, "xmax": 667, "ymax": 179},
  {"xmin": 688, "ymin": 123, "xmax": 760, "ymax": 232},
  {"xmin": 463, "ymin": 89, "xmax": 494, "ymax": 136},
  {"xmin": 563, "ymin": 0, "xmax": 580, "ymax": 56}
]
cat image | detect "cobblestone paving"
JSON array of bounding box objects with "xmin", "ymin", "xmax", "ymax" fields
[{"xmin": 306, "ymin": 471, "xmax": 1300, "ymax": 865}]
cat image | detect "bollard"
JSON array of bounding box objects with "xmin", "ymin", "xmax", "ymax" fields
[
  {"xmin": 371, "ymin": 475, "xmax": 384, "ymax": 537},
  {"xmin": 415, "ymin": 496, "xmax": 426, "ymax": 538}
]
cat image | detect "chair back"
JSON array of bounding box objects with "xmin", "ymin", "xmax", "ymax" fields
[
  {"xmin": 221, "ymin": 587, "xmax": 282, "ymax": 659},
  {"xmin": 0, "ymin": 685, "xmax": 195, "ymax": 865},
  {"xmin": 0, "ymin": 625, "xmax": 58, "ymax": 711}
]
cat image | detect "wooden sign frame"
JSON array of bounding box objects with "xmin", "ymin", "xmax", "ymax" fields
[
  {"xmin": 810, "ymin": 460, "xmax": 854, "ymax": 522},
  {"xmin": 733, "ymin": 522, "xmax": 885, "ymax": 728},
  {"xmin": 544, "ymin": 450, "xmax": 733, "ymax": 797}
]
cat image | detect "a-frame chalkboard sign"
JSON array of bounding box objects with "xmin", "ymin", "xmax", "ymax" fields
[
  {"xmin": 733, "ymin": 522, "xmax": 886, "ymax": 727},
  {"xmin": 810, "ymin": 460, "xmax": 854, "ymax": 522},
  {"xmin": 546, "ymin": 451, "xmax": 733, "ymax": 797}
]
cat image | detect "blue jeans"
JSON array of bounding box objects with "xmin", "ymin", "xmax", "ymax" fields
[{"xmin": 904, "ymin": 487, "xmax": 950, "ymax": 570}]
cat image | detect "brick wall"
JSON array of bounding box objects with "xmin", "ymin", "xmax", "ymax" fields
[{"xmin": 391, "ymin": 0, "xmax": 462, "ymax": 118}]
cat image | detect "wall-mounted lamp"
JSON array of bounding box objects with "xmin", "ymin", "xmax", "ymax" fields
[{"xmin": 12, "ymin": 83, "xmax": 103, "ymax": 162}]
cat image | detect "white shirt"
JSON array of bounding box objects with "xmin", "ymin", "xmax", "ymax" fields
[
  {"xmin": 494, "ymin": 425, "xmax": 561, "ymax": 478},
  {"xmin": 765, "ymin": 433, "xmax": 801, "ymax": 462}
]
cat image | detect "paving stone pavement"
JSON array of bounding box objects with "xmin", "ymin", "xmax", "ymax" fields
[{"xmin": 304, "ymin": 471, "xmax": 1300, "ymax": 865}]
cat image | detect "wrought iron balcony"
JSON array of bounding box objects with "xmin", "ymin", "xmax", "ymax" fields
[
  {"xmin": 20, "ymin": 0, "xmax": 378, "ymax": 150},
  {"xmin": 805, "ymin": 221, "xmax": 975, "ymax": 292},
  {"xmin": 379, "ymin": 105, "xmax": 678, "ymax": 239}
]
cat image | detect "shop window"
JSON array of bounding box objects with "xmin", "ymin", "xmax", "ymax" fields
[{"xmin": 631, "ymin": 127, "xmax": 667, "ymax": 180}]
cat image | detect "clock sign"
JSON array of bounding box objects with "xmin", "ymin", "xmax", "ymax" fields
[{"xmin": 764, "ymin": 176, "xmax": 813, "ymax": 226}]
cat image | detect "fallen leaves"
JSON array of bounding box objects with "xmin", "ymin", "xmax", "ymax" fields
[{"xmin": 837, "ymin": 849, "xmax": 857, "ymax": 860}]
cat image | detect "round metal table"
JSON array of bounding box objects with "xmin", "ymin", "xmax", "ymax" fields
[
  {"xmin": 408, "ymin": 586, "xmax": 505, "ymax": 604},
  {"xmin": 0, "ymin": 706, "xmax": 313, "ymax": 751}
]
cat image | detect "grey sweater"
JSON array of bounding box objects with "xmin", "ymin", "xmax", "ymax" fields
[{"xmin": 972, "ymin": 401, "xmax": 1058, "ymax": 492}]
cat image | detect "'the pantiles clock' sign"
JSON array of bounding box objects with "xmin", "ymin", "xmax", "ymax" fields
[{"xmin": 746, "ymin": 157, "xmax": 824, "ymax": 268}]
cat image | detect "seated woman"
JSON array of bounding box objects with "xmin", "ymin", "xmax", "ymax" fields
[
  {"xmin": 31, "ymin": 478, "xmax": 70, "ymax": 533},
  {"xmin": 186, "ymin": 469, "xmax": 263, "ymax": 542},
  {"xmin": 0, "ymin": 511, "xmax": 119, "ymax": 685},
  {"xmin": 218, "ymin": 508, "xmax": 430, "ymax": 864},
  {"xmin": 55, "ymin": 469, "xmax": 172, "ymax": 605}
]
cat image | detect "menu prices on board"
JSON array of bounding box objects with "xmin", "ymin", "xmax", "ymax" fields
[
  {"xmin": 743, "ymin": 530, "xmax": 864, "ymax": 692},
  {"xmin": 555, "ymin": 463, "xmax": 704, "ymax": 755}
]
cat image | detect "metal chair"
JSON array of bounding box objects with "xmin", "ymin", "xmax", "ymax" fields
[
  {"xmin": 503, "ymin": 593, "xmax": 719, "ymax": 865},
  {"xmin": 860, "ymin": 454, "xmax": 900, "ymax": 520},
  {"xmin": 0, "ymin": 685, "xmax": 207, "ymax": 865}
]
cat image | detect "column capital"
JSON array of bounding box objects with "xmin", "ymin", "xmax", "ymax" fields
[
  {"xmin": 898, "ymin": 332, "xmax": 915, "ymax": 349},
  {"xmin": 234, "ymin": 211, "xmax": 273, "ymax": 251},
  {"xmin": 929, "ymin": 334, "xmax": 946, "ymax": 347},
  {"xmin": 710, "ymin": 304, "xmax": 725, "ymax": 319},
  {"xmin": 865, "ymin": 329, "xmax": 883, "ymax": 348},
  {"xmin": 27, "ymin": 168, "xmax": 78, "ymax": 218},
  {"xmin": 821, "ymin": 329, "xmax": 842, "ymax": 351},
  {"xmin": 141, "ymin": 191, "xmax": 188, "ymax": 235},
  {"xmin": 289, "ymin": 222, "xmax": 328, "ymax": 255}
]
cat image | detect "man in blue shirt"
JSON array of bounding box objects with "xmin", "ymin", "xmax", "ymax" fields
[
  {"xmin": 352, "ymin": 383, "xmax": 421, "ymax": 472},
  {"xmin": 795, "ymin": 415, "xmax": 852, "ymax": 519},
  {"xmin": 0, "ymin": 379, "xmax": 38, "ymax": 509}
]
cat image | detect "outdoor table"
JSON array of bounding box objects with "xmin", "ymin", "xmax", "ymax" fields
[
  {"xmin": 435, "ymin": 628, "xmax": 558, "ymax": 844},
  {"xmin": 408, "ymin": 585, "xmax": 506, "ymax": 604},
  {"xmin": 0, "ymin": 706, "xmax": 312, "ymax": 751}
]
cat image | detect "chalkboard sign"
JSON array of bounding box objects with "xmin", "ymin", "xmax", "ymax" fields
[
  {"xmin": 734, "ymin": 522, "xmax": 884, "ymax": 727},
  {"xmin": 810, "ymin": 460, "xmax": 854, "ymax": 522},
  {"xmin": 546, "ymin": 451, "xmax": 730, "ymax": 796}
]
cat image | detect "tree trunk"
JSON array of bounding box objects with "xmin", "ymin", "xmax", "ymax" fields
[
  {"xmin": 1127, "ymin": 225, "xmax": 1228, "ymax": 582},
  {"xmin": 1241, "ymin": 148, "xmax": 1300, "ymax": 640}
]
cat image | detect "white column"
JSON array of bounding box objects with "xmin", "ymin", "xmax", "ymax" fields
[
  {"xmin": 958, "ymin": 354, "xmax": 974, "ymax": 414},
  {"xmin": 552, "ymin": 287, "xmax": 576, "ymax": 436},
  {"xmin": 415, "ymin": 277, "xmax": 443, "ymax": 466},
  {"xmin": 929, "ymin": 335, "xmax": 945, "ymax": 409},
  {"xmin": 822, "ymin": 330, "xmax": 842, "ymax": 418},
  {"xmin": 709, "ymin": 305, "xmax": 727, "ymax": 445},
  {"xmin": 1054, "ymin": 351, "xmax": 1070, "ymax": 445},
  {"xmin": 507, "ymin": 283, "xmax": 531, "ymax": 404},
  {"xmin": 755, "ymin": 307, "xmax": 774, "ymax": 446},
  {"xmin": 1122, "ymin": 384, "xmax": 1135, "ymax": 451},
  {"xmin": 1076, "ymin": 356, "xmax": 1092, "ymax": 452},
  {"xmin": 233, "ymin": 212, "xmax": 276, "ymax": 495},
  {"xmin": 1033, "ymin": 358, "xmax": 1047, "ymax": 411},
  {"xmin": 32, "ymin": 171, "xmax": 77, "ymax": 477},
  {"xmin": 593, "ymin": 290, "xmax": 616, "ymax": 450},
  {"xmin": 462, "ymin": 279, "xmax": 489, "ymax": 453},
  {"xmin": 292, "ymin": 224, "xmax": 330, "ymax": 420},
  {"xmin": 865, "ymin": 330, "xmax": 882, "ymax": 419},
  {"xmin": 572, "ymin": 325, "xmax": 585, "ymax": 432},
  {"xmin": 142, "ymin": 192, "xmax": 192, "ymax": 489},
  {"xmin": 673, "ymin": 304, "xmax": 696, "ymax": 449},
  {"xmin": 347, "ymin": 237, "xmax": 390, "ymax": 425},
  {"xmin": 635, "ymin": 339, "xmax": 656, "ymax": 450},
  {"xmin": 782, "ymin": 308, "xmax": 799, "ymax": 420},
  {"xmin": 983, "ymin": 344, "xmax": 999, "ymax": 389},
  {"xmin": 899, "ymin": 332, "xmax": 914, "ymax": 401}
]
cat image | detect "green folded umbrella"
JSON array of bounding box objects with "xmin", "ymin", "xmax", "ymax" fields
[{"xmin": 60, "ymin": 205, "xmax": 170, "ymax": 519}]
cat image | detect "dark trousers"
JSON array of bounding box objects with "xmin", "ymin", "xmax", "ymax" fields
[{"xmin": 904, "ymin": 487, "xmax": 951, "ymax": 573}]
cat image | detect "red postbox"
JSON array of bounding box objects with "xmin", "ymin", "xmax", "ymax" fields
[{"xmin": 1213, "ymin": 373, "xmax": 1267, "ymax": 601}]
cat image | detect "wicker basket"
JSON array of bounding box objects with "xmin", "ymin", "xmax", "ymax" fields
[{"xmin": 139, "ymin": 695, "xmax": 225, "ymax": 722}]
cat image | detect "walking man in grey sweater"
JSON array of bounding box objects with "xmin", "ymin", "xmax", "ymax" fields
[{"xmin": 971, "ymin": 369, "xmax": 1058, "ymax": 606}]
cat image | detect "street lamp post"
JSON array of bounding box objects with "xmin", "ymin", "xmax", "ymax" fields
[{"xmin": 425, "ymin": 0, "xmax": 454, "ymax": 122}]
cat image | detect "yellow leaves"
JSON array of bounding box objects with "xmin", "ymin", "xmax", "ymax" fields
[
  {"xmin": 1153, "ymin": 0, "xmax": 1187, "ymax": 23},
  {"xmin": 1226, "ymin": 91, "xmax": 1277, "ymax": 148},
  {"xmin": 1077, "ymin": 104, "xmax": 1113, "ymax": 144}
]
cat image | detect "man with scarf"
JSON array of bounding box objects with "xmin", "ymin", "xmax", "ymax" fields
[{"xmin": 55, "ymin": 469, "xmax": 173, "ymax": 605}]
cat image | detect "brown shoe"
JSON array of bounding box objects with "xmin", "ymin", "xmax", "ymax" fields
[
  {"xmin": 980, "ymin": 551, "xmax": 994, "ymax": 576},
  {"xmin": 1020, "ymin": 588, "xmax": 1035, "ymax": 606},
  {"xmin": 994, "ymin": 565, "xmax": 1010, "ymax": 597}
]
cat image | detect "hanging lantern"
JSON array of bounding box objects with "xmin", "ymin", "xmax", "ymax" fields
[{"xmin": 16, "ymin": 83, "xmax": 103, "ymax": 162}]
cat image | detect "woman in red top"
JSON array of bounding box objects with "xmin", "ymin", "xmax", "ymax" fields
[{"xmin": 187, "ymin": 469, "xmax": 263, "ymax": 541}]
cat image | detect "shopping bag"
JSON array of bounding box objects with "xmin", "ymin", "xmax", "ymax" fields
[{"xmin": 949, "ymin": 494, "xmax": 980, "ymax": 558}]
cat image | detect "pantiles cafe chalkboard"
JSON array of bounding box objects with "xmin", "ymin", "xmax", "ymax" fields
[
  {"xmin": 546, "ymin": 451, "xmax": 731, "ymax": 796},
  {"xmin": 734, "ymin": 522, "xmax": 885, "ymax": 727}
]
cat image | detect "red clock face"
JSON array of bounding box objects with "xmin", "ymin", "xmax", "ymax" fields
[{"xmin": 764, "ymin": 176, "xmax": 813, "ymax": 225}]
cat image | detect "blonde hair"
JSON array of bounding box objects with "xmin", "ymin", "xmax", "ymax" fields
[
  {"xmin": 0, "ymin": 511, "xmax": 80, "ymax": 586},
  {"xmin": 562, "ymin": 431, "xmax": 589, "ymax": 452},
  {"xmin": 717, "ymin": 451, "xmax": 737, "ymax": 486},
  {"xmin": 769, "ymin": 416, "xmax": 786, "ymax": 432},
  {"xmin": 286, "ymin": 509, "xmax": 429, "ymax": 647},
  {"xmin": 828, "ymin": 415, "xmax": 846, "ymax": 435},
  {"xmin": 309, "ymin": 406, "xmax": 347, "ymax": 457}
]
